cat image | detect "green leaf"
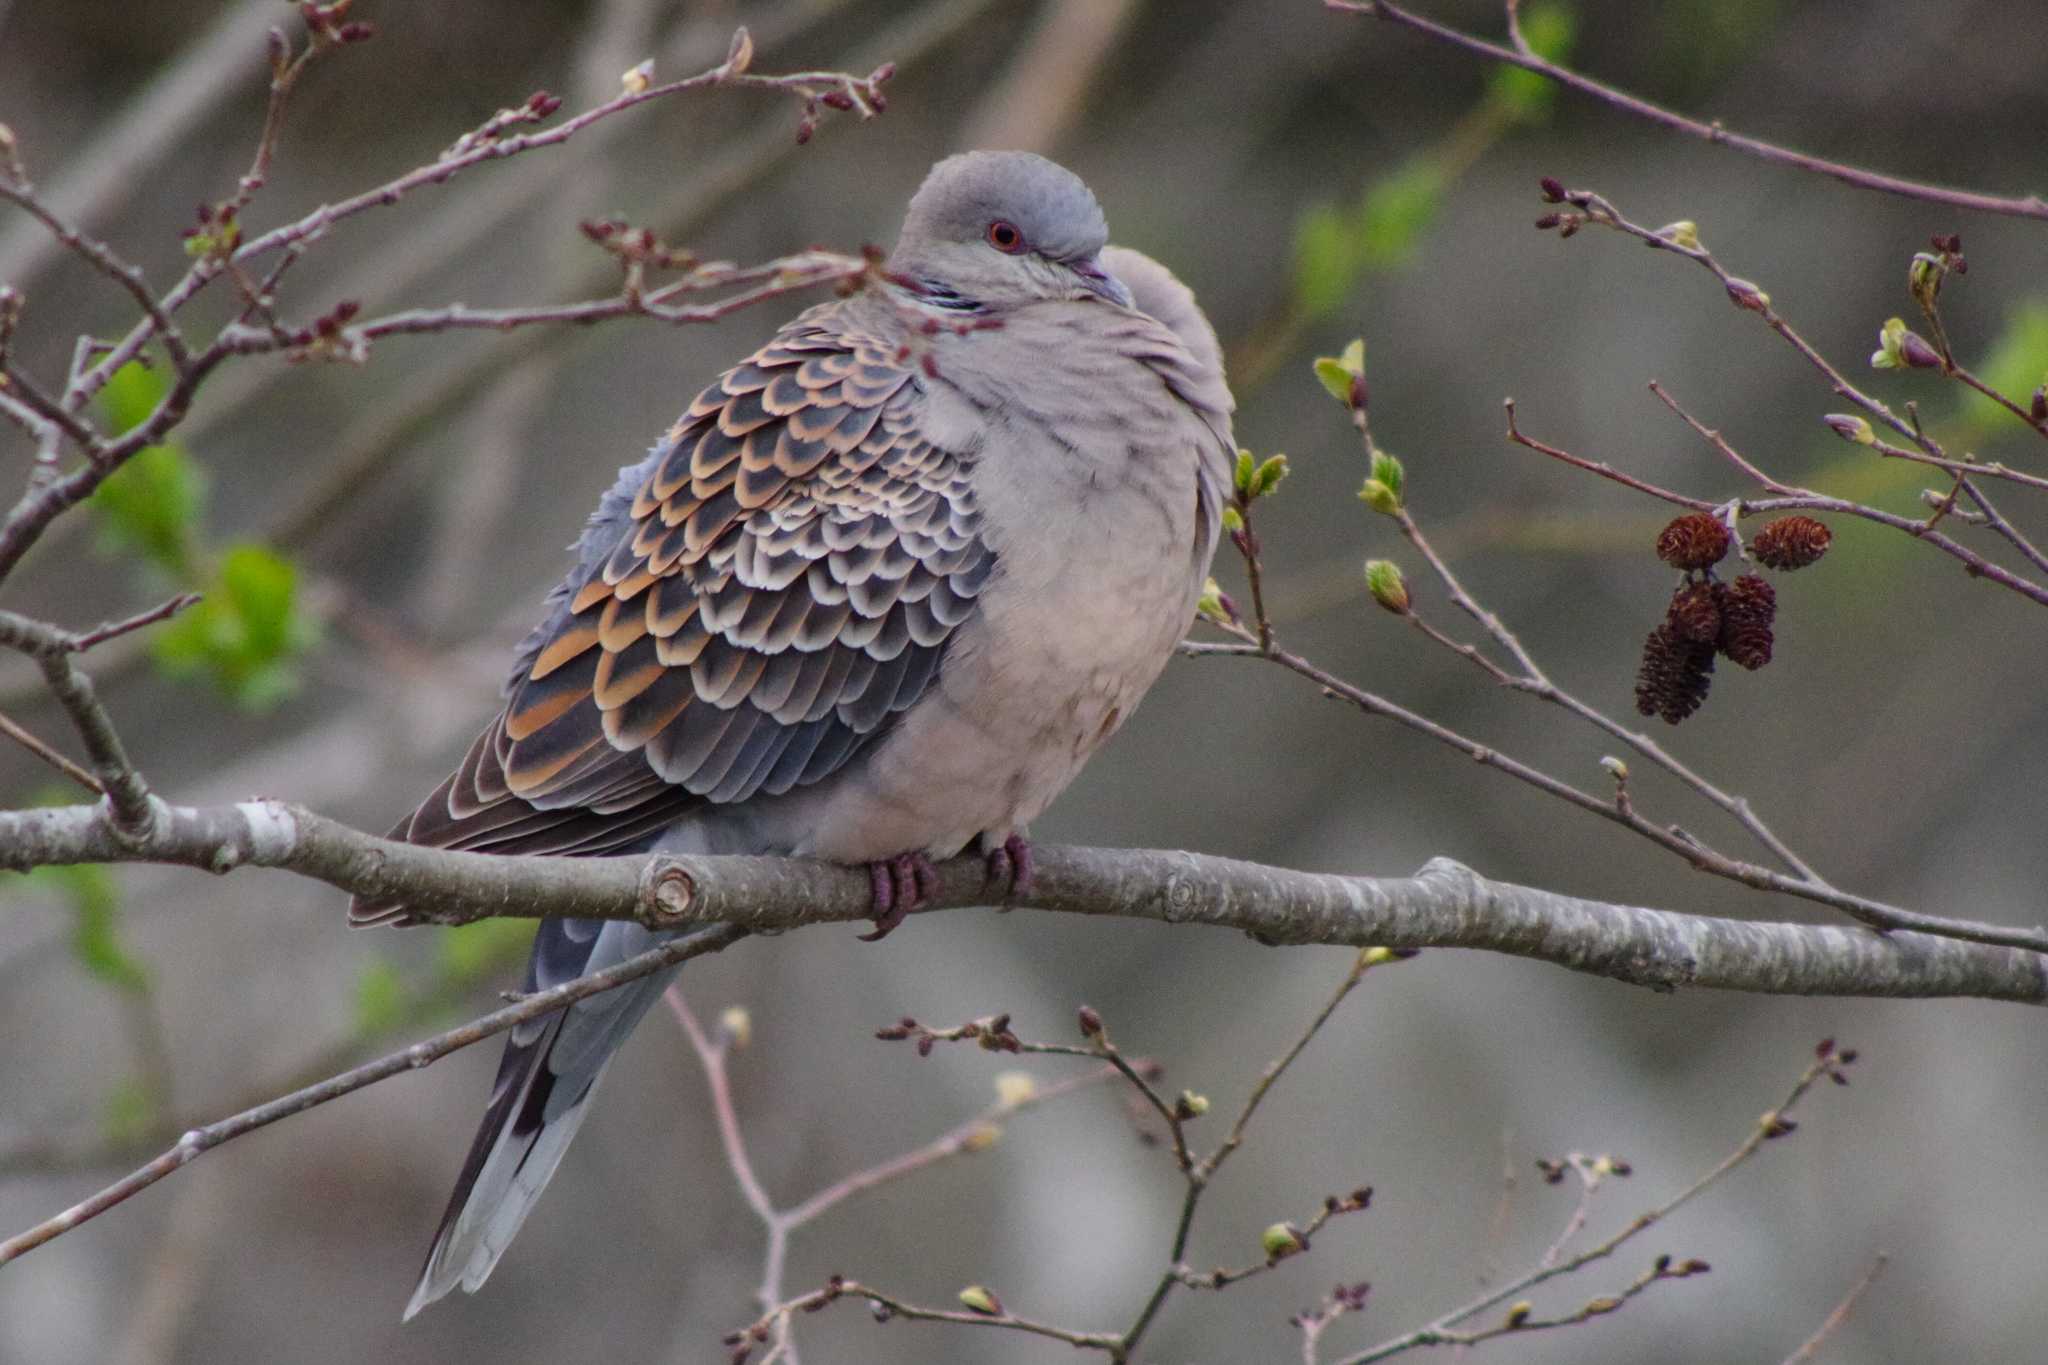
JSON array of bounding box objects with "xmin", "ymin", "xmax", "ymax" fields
[
  {"xmin": 1488, "ymin": 4, "xmax": 1577, "ymax": 123},
  {"xmin": 1313, "ymin": 338, "xmax": 1369, "ymax": 406},
  {"xmin": 99, "ymin": 358, "xmax": 168, "ymax": 435},
  {"xmin": 1358, "ymin": 160, "xmax": 1445, "ymax": 271},
  {"xmin": 151, "ymin": 543, "xmax": 311, "ymax": 709},
  {"xmin": 1292, "ymin": 202, "xmax": 1364, "ymax": 321},
  {"xmin": 436, "ymin": 918, "xmax": 537, "ymax": 990},
  {"xmin": 354, "ymin": 958, "xmax": 409, "ymax": 1036},
  {"xmin": 28, "ymin": 863, "xmax": 151, "ymax": 992},
  {"xmin": 88, "ymin": 442, "xmax": 204, "ymax": 580},
  {"xmin": 91, "ymin": 362, "xmax": 204, "ymax": 580},
  {"xmin": 1364, "ymin": 558, "xmax": 1410, "ymax": 614},
  {"xmin": 1370, "ymin": 447, "xmax": 1405, "ymax": 501},
  {"xmin": 1253, "ymin": 454, "xmax": 1289, "ymax": 499},
  {"xmin": 1314, "ymin": 357, "xmax": 1355, "ymax": 405}
]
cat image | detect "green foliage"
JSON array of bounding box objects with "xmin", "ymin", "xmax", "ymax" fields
[
  {"xmin": 436, "ymin": 917, "xmax": 537, "ymax": 989},
  {"xmin": 1285, "ymin": 9, "xmax": 1573, "ymax": 324},
  {"xmin": 1369, "ymin": 447, "xmax": 1405, "ymax": 502},
  {"xmin": 90, "ymin": 363, "xmax": 205, "ymax": 580},
  {"xmin": 1291, "ymin": 163, "xmax": 1443, "ymax": 320},
  {"xmin": 151, "ymin": 543, "xmax": 312, "ymax": 709},
  {"xmin": 90, "ymin": 360, "xmax": 315, "ymax": 709},
  {"xmin": 1292, "ymin": 202, "xmax": 1363, "ymax": 321},
  {"xmin": 353, "ymin": 958, "xmax": 409, "ymax": 1036},
  {"xmin": 19, "ymin": 861, "xmax": 150, "ymax": 992},
  {"xmin": 1962, "ymin": 300, "xmax": 2048, "ymax": 431},
  {"xmin": 1357, "ymin": 160, "xmax": 1445, "ymax": 271},
  {"xmin": 1488, "ymin": 3, "xmax": 1578, "ymax": 122},
  {"xmin": 97, "ymin": 356, "xmax": 165, "ymax": 434},
  {"xmin": 1314, "ymin": 338, "xmax": 1368, "ymax": 405},
  {"xmin": 1235, "ymin": 449, "xmax": 1289, "ymax": 502}
]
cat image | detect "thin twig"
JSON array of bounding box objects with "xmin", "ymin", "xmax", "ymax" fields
[
  {"xmin": 672, "ymin": 988, "xmax": 1124, "ymax": 1362},
  {"xmin": 0, "ymin": 925, "xmax": 747, "ymax": 1266},
  {"xmin": 0, "ymin": 610, "xmax": 153, "ymax": 830},
  {"xmin": 68, "ymin": 594, "xmax": 203, "ymax": 654},
  {"xmin": 1780, "ymin": 1254, "xmax": 1888, "ymax": 1365},
  {"xmin": 0, "ymin": 707, "xmax": 102, "ymax": 793},
  {"xmin": 0, "ymin": 712, "xmax": 101, "ymax": 794},
  {"xmin": 1325, "ymin": 0, "xmax": 2048, "ymax": 221},
  {"xmin": 1336, "ymin": 1043, "xmax": 1856, "ymax": 1363},
  {"xmin": 1116, "ymin": 950, "xmax": 1397, "ymax": 1360}
]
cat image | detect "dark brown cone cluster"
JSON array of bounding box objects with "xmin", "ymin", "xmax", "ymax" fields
[
  {"xmin": 1750, "ymin": 515, "xmax": 1832, "ymax": 571},
  {"xmin": 1717, "ymin": 574, "xmax": 1776, "ymax": 670},
  {"xmin": 1655, "ymin": 513, "xmax": 1730, "ymax": 571},
  {"xmin": 1634, "ymin": 507, "xmax": 1823, "ymax": 722},
  {"xmin": 1635, "ymin": 573, "xmax": 1782, "ymax": 723}
]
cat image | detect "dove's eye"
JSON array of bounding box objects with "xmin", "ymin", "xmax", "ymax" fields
[{"xmin": 985, "ymin": 220, "xmax": 1025, "ymax": 254}]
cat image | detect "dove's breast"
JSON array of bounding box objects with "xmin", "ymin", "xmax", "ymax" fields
[{"xmin": 746, "ymin": 303, "xmax": 1229, "ymax": 864}]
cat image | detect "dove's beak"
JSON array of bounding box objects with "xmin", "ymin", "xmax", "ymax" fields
[{"xmin": 1070, "ymin": 256, "xmax": 1133, "ymax": 309}]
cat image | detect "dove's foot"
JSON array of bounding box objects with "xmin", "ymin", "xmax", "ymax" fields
[
  {"xmin": 983, "ymin": 834, "xmax": 1035, "ymax": 901},
  {"xmin": 860, "ymin": 852, "xmax": 938, "ymax": 942}
]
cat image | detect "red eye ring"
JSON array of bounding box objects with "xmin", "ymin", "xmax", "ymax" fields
[{"xmin": 986, "ymin": 220, "xmax": 1025, "ymax": 254}]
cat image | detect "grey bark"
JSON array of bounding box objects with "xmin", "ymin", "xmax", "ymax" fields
[{"xmin": 4, "ymin": 798, "xmax": 2041, "ymax": 1005}]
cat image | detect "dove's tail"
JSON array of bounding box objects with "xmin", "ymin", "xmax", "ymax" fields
[{"xmin": 402, "ymin": 917, "xmax": 706, "ymax": 1320}]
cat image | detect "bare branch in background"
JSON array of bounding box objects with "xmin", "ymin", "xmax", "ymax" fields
[
  {"xmin": 1324, "ymin": 0, "xmax": 2048, "ymax": 221},
  {"xmin": 1780, "ymin": 1254, "xmax": 1888, "ymax": 1365},
  {"xmin": 1333, "ymin": 1041, "xmax": 1858, "ymax": 1364},
  {"xmin": 670, "ymin": 987, "xmax": 1124, "ymax": 1363},
  {"xmin": 0, "ymin": 924, "xmax": 747, "ymax": 1266},
  {"xmin": 0, "ymin": 16, "xmax": 893, "ymax": 586}
]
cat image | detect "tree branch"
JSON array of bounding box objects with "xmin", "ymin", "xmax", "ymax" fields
[{"xmin": 2, "ymin": 798, "xmax": 2042, "ymax": 1004}]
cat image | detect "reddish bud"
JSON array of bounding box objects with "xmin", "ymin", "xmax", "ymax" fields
[
  {"xmin": 1724, "ymin": 277, "xmax": 1771, "ymax": 312},
  {"xmin": 1078, "ymin": 1005, "xmax": 1103, "ymax": 1037},
  {"xmin": 1538, "ymin": 176, "xmax": 1566, "ymax": 203},
  {"xmin": 1897, "ymin": 329, "xmax": 1943, "ymax": 369}
]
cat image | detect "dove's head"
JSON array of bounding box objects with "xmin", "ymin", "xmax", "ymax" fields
[{"xmin": 890, "ymin": 151, "xmax": 1133, "ymax": 313}]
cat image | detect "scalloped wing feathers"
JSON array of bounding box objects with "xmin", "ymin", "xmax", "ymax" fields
[{"xmin": 349, "ymin": 311, "xmax": 991, "ymax": 924}]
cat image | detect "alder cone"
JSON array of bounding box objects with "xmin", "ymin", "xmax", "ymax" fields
[
  {"xmin": 1655, "ymin": 513, "xmax": 1730, "ymax": 571},
  {"xmin": 1751, "ymin": 515, "xmax": 1831, "ymax": 570},
  {"xmin": 1717, "ymin": 574, "xmax": 1776, "ymax": 670},
  {"xmin": 1636, "ymin": 621, "xmax": 1716, "ymax": 724},
  {"xmin": 1666, "ymin": 582, "xmax": 1722, "ymax": 644}
]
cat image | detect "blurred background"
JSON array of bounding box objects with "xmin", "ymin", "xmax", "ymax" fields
[{"xmin": 4, "ymin": 1, "xmax": 2048, "ymax": 1361}]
